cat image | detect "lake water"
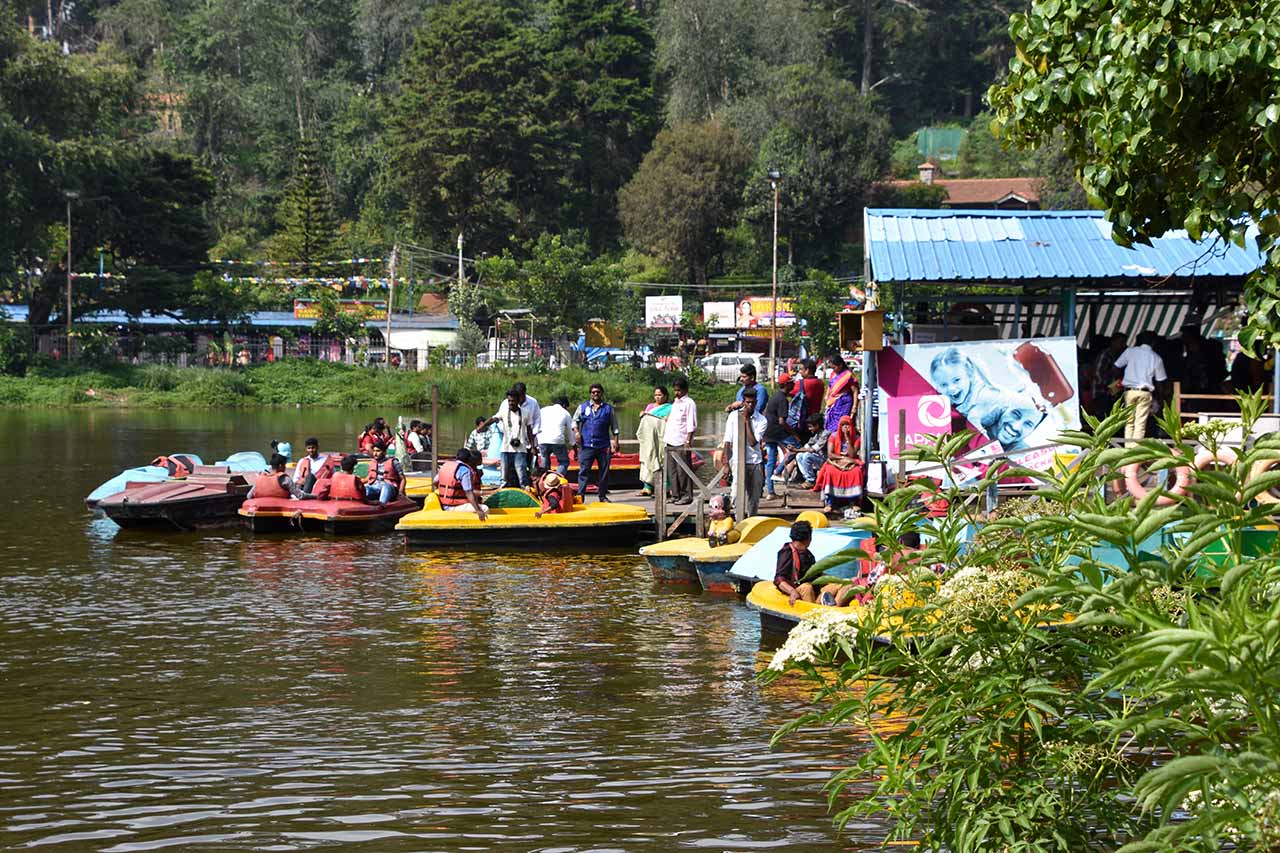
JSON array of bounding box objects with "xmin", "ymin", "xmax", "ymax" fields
[{"xmin": 0, "ymin": 408, "xmax": 892, "ymax": 850}]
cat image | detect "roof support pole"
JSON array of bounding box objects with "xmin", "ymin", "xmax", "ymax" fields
[{"xmin": 1062, "ymin": 287, "xmax": 1077, "ymax": 338}]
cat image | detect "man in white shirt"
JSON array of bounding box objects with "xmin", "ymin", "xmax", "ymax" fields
[
  {"xmin": 664, "ymin": 377, "xmax": 699, "ymax": 504},
  {"xmin": 537, "ymin": 395, "xmax": 574, "ymax": 476},
  {"xmin": 1113, "ymin": 331, "xmax": 1169, "ymax": 443},
  {"xmin": 721, "ymin": 386, "xmax": 768, "ymax": 518}
]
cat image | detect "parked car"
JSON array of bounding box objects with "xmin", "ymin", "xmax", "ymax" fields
[
  {"xmin": 696, "ymin": 352, "xmax": 763, "ymax": 383},
  {"xmin": 587, "ymin": 349, "xmax": 648, "ymax": 370},
  {"xmin": 364, "ymin": 347, "xmax": 406, "ymax": 368}
]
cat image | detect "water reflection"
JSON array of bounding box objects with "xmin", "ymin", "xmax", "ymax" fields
[{"xmin": 0, "ymin": 408, "xmax": 891, "ymax": 850}]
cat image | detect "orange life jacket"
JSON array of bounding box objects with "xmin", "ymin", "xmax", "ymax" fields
[
  {"xmin": 435, "ymin": 459, "xmax": 477, "ymax": 507},
  {"xmin": 329, "ymin": 472, "xmax": 365, "ymax": 500},
  {"xmin": 151, "ymin": 455, "xmax": 194, "ymax": 478},
  {"xmin": 538, "ymin": 480, "xmax": 575, "ymax": 514},
  {"xmin": 253, "ymin": 472, "xmax": 291, "ymax": 499},
  {"xmin": 367, "ymin": 457, "xmax": 402, "ymax": 487},
  {"xmin": 295, "ymin": 453, "xmax": 335, "ymax": 483}
]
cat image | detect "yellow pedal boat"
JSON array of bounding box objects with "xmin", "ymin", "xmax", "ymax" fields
[
  {"xmin": 639, "ymin": 516, "xmax": 791, "ymax": 587},
  {"xmin": 398, "ymin": 488, "xmax": 650, "ymax": 548}
]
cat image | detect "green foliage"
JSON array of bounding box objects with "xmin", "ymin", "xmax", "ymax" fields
[
  {"xmin": 618, "ymin": 120, "xmax": 752, "ymax": 286},
  {"xmin": 273, "ymin": 134, "xmax": 339, "ymax": 268},
  {"xmin": 389, "ymin": 0, "xmax": 557, "ymax": 250},
  {"xmin": 476, "ymin": 232, "xmax": 627, "ymax": 336},
  {"xmin": 866, "ymin": 180, "xmax": 948, "ymax": 209},
  {"xmin": 955, "ymin": 110, "xmax": 1036, "ymax": 178},
  {"xmin": 766, "ymin": 395, "xmax": 1280, "ymax": 850},
  {"xmin": 989, "ymin": 0, "xmax": 1280, "ymax": 349},
  {"xmin": 787, "ymin": 270, "xmax": 844, "ymax": 357},
  {"xmin": 739, "ymin": 65, "xmax": 892, "ymax": 268},
  {"xmin": 310, "ymin": 288, "xmax": 368, "ymax": 341},
  {"xmin": 0, "ymin": 322, "xmax": 31, "ymax": 375}
]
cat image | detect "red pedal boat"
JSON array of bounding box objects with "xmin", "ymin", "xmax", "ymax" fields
[
  {"xmin": 98, "ymin": 465, "xmax": 251, "ymax": 530},
  {"xmin": 238, "ymin": 494, "xmax": 417, "ymax": 534}
]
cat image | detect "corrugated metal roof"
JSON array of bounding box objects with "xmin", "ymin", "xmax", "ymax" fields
[{"xmin": 866, "ymin": 209, "xmax": 1264, "ymax": 284}]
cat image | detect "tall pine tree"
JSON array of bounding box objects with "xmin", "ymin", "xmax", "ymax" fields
[{"xmin": 275, "ymin": 135, "xmax": 339, "ymax": 269}]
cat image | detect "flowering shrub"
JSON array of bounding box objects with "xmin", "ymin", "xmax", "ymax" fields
[{"xmin": 764, "ymin": 393, "xmax": 1280, "ymax": 852}]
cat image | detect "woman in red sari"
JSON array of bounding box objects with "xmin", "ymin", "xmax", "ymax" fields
[{"xmin": 814, "ymin": 415, "xmax": 864, "ymax": 511}]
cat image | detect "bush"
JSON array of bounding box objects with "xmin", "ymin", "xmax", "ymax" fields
[
  {"xmin": 0, "ymin": 324, "xmax": 32, "ymax": 376},
  {"xmin": 766, "ymin": 395, "xmax": 1280, "ymax": 851}
]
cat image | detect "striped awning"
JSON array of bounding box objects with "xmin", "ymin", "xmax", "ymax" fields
[{"xmin": 965, "ymin": 296, "xmax": 1207, "ymax": 344}]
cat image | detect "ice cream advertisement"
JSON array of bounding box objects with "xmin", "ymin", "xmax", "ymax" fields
[{"xmin": 876, "ymin": 337, "xmax": 1080, "ymax": 482}]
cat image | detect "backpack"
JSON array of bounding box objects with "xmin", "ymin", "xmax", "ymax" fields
[{"xmin": 785, "ymin": 392, "xmax": 806, "ymax": 430}]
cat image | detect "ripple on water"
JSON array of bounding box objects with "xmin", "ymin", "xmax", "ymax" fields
[{"xmin": 1, "ymin": 416, "xmax": 891, "ymax": 851}]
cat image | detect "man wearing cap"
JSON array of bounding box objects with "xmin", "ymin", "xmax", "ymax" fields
[{"xmin": 761, "ymin": 373, "xmax": 801, "ymax": 499}]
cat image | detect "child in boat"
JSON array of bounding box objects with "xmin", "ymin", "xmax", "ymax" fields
[
  {"xmin": 774, "ymin": 520, "xmax": 817, "ymax": 606},
  {"xmin": 533, "ymin": 469, "xmax": 574, "ymax": 517},
  {"xmin": 706, "ymin": 495, "xmax": 738, "ymax": 546}
]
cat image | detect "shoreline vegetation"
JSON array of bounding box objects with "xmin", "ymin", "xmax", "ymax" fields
[{"xmin": 0, "ymin": 361, "xmax": 739, "ymax": 410}]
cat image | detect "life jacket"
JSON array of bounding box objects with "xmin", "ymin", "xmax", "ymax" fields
[
  {"xmin": 538, "ymin": 480, "xmax": 575, "ymax": 514},
  {"xmin": 329, "ymin": 472, "xmax": 365, "ymax": 500},
  {"xmin": 367, "ymin": 457, "xmax": 402, "ymax": 487},
  {"xmin": 357, "ymin": 433, "xmax": 378, "ymax": 453},
  {"xmin": 151, "ymin": 454, "xmax": 195, "ymax": 478},
  {"xmin": 295, "ymin": 453, "xmax": 335, "ymax": 483},
  {"xmin": 435, "ymin": 459, "xmax": 475, "ymax": 507},
  {"xmin": 253, "ymin": 472, "xmax": 291, "ymax": 499}
]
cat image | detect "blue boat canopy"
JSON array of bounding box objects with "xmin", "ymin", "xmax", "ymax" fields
[{"xmin": 865, "ymin": 208, "xmax": 1264, "ymax": 287}]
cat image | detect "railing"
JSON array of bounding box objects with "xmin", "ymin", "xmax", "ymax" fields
[
  {"xmin": 1172, "ymin": 381, "xmax": 1273, "ymax": 420},
  {"xmin": 652, "ymin": 410, "xmax": 756, "ymax": 542}
]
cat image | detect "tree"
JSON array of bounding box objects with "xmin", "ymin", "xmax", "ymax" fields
[
  {"xmin": 389, "ymin": 0, "xmax": 559, "ymax": 251},
  {"xmin": 618, "ymin": 121, "xmax": 751, "ymax": 287},
  {"xmin": 989, "ymin": 0, "xmax": 1280, "ymax": 348},
  {"xmin": 274, "ymin": 134, "xmax": 339, "ymax": 268},
  {"xmin": 542, "ymin": 0, "xmax": 659, "ymax": 250},
  {"xmin": 476, "ymin": 232, "xmax": 626, "ymax": 336},
  {"xmin": 655, "ymin": 0, "xmax": 822, "ymax": 124},
  {"xmin": 739, "ymin": 64, "xmax": 892, "ymax": 268},
  {"xmin": 787, "ymin": 269, "xmax": 845, "ymax": 357}
]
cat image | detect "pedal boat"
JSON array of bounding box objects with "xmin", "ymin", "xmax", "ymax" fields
[
  {"xmin": 84, "ymin": 452, "xmax": 204, "ymax": 507},
  {"xmin": 98, "ymin": 465, "xmax": 251, "ymax": 530},
  {"xmin": 238, "ymin": 493, "xmax": 417, "ymax": 534},
  {"xmin": 746, "ymin": 580, "xmax": 871, "ymax": 637},
  {"xmin": 397, "ymin": 488, "xmax": 650, "ymax": 548},
  {"xmin": 639, "ymin": 517, "xmax": 789, "ymax": 587}
]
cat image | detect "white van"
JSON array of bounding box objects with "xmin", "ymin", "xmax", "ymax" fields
[{"xmin": 696, "ymin": 352, "xmax": 763, "ymax": 383}]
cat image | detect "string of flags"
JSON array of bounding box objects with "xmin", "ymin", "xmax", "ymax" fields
[
  {"xmin": 211, "ymin": 257, "xmax": 389, "ymax": 267},
  {"xmin": 220, "ymin": 274, "xmax": 407, "ymax": 289}
]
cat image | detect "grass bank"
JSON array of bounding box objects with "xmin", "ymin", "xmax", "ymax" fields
[{"xmin": 0, "ymin": 361, "xmax": 740, "ymax": 409}]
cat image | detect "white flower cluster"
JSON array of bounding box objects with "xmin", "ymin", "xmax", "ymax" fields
[
  {"xmin": 767, "ymin": 608, "xmax": 862, "ymax": 672},
  {"xmin": 937, "ymin": 566, "xmax": 985, "ymax": 599},
  {"xmin": 933, "ymin": 566, "xmax": 1037, "ymax": 628},
  {"xmin": 1179, "ymin": 779, "xmax": 1280, "ymax": 846},
  {"xmin": 1205, "ymin": 693, "xmax": 1250, "ymax": 720}
]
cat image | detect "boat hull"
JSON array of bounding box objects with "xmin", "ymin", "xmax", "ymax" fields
[
  {"xmin": 402, "ymin": 519, "xmax": 649, "ymax": 548},
  {"xmin": 239, "ymin": 496, "xmax": 417, "ymax": 535},
  {"xmin": 694, "ymin": 561, "xmax": 738, "ymax": 593},
  {"xmin": 103, "ymin": 494, "xmax": 247, "ymax": 530},
  {"xmin": 398, "ymin": 496, "xmax": 650, "ymax": 549},
  {"xmin": 646, "ymin": 554, "xmax": 700, "ymax": 585}
]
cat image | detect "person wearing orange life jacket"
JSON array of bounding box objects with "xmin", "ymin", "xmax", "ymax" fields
[
  {"xmin": 248, "ymin": 453, "xmax": 310, "ymax": 499},
  {"xmin": 293, "ymin": 437, "xmax": 335, "ymax": 493},
  {"xmin": 533, "ymin": 469, "xmax": 575, "ymax": 518},
  {"xmin": 364, "ymin": 441, "xmax": 404, "ymax": 504},
  {"xmin": 329, "ymin": 454, "xmax": 366, "ymax": 500},
  {"xmin": 435, "ymin": 448, "xmax": 489, "ymax": 518}
]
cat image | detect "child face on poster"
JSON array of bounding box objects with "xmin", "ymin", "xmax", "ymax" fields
[{"xmin": 930, "ymin": 348, "xmax": 981, "ymax": 409}]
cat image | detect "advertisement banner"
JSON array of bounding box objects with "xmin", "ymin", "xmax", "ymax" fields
[
  {"xmin": 645, "ymin": 295, "xmax": 683, "ymax": 328},
  {"xmin": 293, "ymin": 299, "xmax": 387, "ymax": 321},
  {"xmin": 702, "ymin": 301, "xmax": 735, "ymax": 330},
  {"xmin": 735, "ymin": 296, "xmax": 795, "ymax": 336},
  {"xmin": 876, "ymin": 337, "xmax": 1080, "ymax": 483}
]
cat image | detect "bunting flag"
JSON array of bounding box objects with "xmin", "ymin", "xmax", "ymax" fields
[
  {"xmin": 212, "ymin": 257, "xmax": 388, "ymax": 267},
  {"xmin": 219, "ymin": 274, "xmax": 406, "ymax": 289},
  {"xmin": 69, "ymin": 272, "xmax": 128, "ymax": 279}
]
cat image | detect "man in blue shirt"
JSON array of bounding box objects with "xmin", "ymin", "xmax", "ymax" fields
[
  {"xmin": 573, "ymin": 383, "xmax": 620, "ymax": 502},
  {"xmin": 724, "ymin": 362, "xmax": 768, "ymax": 415}
]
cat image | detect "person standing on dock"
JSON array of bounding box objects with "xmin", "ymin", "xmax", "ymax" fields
[
  {"xmin": 722, "ymin": 386, "xmax": 767, "ymax": 518},
  {"xmin": 574, "ymin": 383, "xmax": 620, "ymax": 502},
  {"xmin": 1114, "ymin": 331, "xmax": 1168, "ymax": 443},
  {"xmin": 481, "ymin": 388, "xmax": 537, "ymax": 488},
  {"xmin": 664, "ymin": 377, "xmax": 699, "ymax": 505},
  {"xmin": 537, "ymin": 395, "xmax": 574, "ymax": 477}
]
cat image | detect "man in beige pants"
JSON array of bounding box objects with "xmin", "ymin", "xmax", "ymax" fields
[{"xmin": 1113, "ymin": 331, "xmax": 1168, "ymax": 443}]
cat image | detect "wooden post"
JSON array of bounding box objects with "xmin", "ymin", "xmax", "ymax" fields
[
  {"xmin": 695, "ymin": 490, "xmax": 706, "ymax": 537},
  {"xmin": 734, "ymin": 407, "xmax": 748, "ymax": 523},
  {"xmin": 655, "ymin": 446, "xmax": 668, "ymax": 542},
  {"xmin": 896, "ymin": 408, "xmax": 907, "ymax": 486},
  {"xmin": 430, "ymin": 384, "xmax": 439, "ymax": 476},
  {"xmin": 1172, "ymin": 380, "xmax": 1182, "ymax": 420}
]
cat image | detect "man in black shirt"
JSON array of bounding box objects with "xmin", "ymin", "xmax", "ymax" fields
[{"xmin": 774, "ymin": 520, "xmax": 816, "ymax": 605}]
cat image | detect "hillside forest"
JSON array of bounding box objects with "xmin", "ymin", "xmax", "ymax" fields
[{"xmin": 0, "ymin": 0, "xmax": 1080, "ymax": 336}]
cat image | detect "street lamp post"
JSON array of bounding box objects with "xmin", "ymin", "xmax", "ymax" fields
[
  {"xmin": 767, "ymin": 169, "xmax": 782, "ymax": 382},
  {"xmin": 64, "ymin": 190, "xmax": 79, "ymax": 359}
]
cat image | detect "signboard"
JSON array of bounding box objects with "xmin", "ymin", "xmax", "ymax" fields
[
  {"xmin": 702, "ymin": 301, "xmax": 735, "ymax": 330},
  {"xmin": 645, "ymin": 295, "xmax": 683, "ymax": 328},
  {"xmin": 735, "ymin": 296, "xmax": 795, "ymax": 336},
  {"xmin": 293, "ymin": 299, "xmax": 387, "ymax": 321},
  {"xmin": 876, "ymin": 337, "xmax": 1080, "ymax": 484}
]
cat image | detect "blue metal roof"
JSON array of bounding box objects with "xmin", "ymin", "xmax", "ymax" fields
[
  {"xmin": 0, "ymin": 305, "xmax": 457, "ymax": 330},
  {"xmin": 866, "ymin": 208, "xmax": 1264, "ymax": 285}
]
